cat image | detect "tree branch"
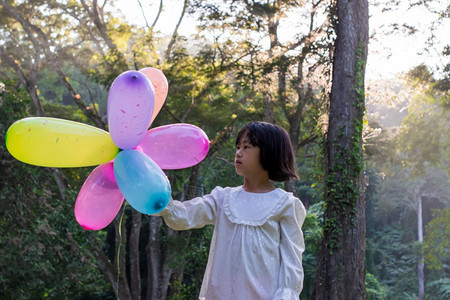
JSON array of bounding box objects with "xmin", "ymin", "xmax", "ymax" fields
[
  {"xmin": 164, "ymin": 0, "xmax": 188, "ymax": 60},
  {"xmin": 151, "ymin": 0, "xmax": 164, "ymax": 28}
]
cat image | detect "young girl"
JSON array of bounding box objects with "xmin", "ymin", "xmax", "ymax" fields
[{"xmin": 155, "ymin": 121, "xmax": 306, "ymax": 300}]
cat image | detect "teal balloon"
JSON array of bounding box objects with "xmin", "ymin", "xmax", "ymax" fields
[{"xmin": 114, "ymin": 149, "xmax": 171, "ymax": 214}]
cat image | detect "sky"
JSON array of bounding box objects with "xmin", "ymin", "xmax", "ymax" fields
[{"xmin": 112, "ymin": 0, "xmax": 448, "ymax": 81}]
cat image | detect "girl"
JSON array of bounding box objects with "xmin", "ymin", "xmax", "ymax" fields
[{"xmin": 155, "ymin": 121, "xmax": 306, "ymax": 300}]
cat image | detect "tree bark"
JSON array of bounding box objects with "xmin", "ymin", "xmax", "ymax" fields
[
  {"xmin": 312, "ymin": 0, "xmax": 369, "ymax": 299},
  {"xmin": 80, "ymin": 0, "xmax": 117, "ymax": 51},
  {"xmin": 146, "ymin": 215, "xmax": 165, "ymax": 300},
  {"xmin": 115, "ymin": 209, "xmax": 132, "ymax": 299},
  {"xmin": 416, "ymin": 192, "xmax": 425, "ymax": 300},
  {"xmin": 263, "ymin": 90, "xmax": 275, "ymax": 124},
  {"xmin": 51, "ymin": 168, "xmax": 67, "ymax": 201},
  {"xmin": 130, "ymin": 209, "xmax": 142, "ymax": 300}
]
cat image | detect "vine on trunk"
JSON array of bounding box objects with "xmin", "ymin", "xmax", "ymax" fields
[{"xmin": 323, "ymin": 44, "xmax": 366, "ymax": 253}]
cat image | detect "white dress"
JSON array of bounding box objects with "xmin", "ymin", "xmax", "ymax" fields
[{"xmin": 157, "ymin": 185, "xmax": 306, "ymax": 300}]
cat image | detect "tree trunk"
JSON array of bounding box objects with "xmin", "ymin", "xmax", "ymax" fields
[
  {"xmin": 146, "ymin": 215, "xmax": 167, "ymax": 300},
  {"xmin": 417, "ymin": 193, "xmax": 425, "ymax": 300},
  {"xmin": 262, "ymin": 90, "xmax": 275, "ymax": 124},
  {"xmin": 51, "ymin": 168, "xmax": 67, "ymax": 201},
  {"xmin": 115, "ymin": 209, "xmax": 132, "ymax": 299},
  {"xmin": 80, "ymin": 0, "xmax": 118, "ymax": 52},
  {"xmin": 130, "ymin": 209, "xmax": 142, "ymax": 300},
  {"xmin": 312, "ymin": 0, "xmax": 369, "ymax": 299}
]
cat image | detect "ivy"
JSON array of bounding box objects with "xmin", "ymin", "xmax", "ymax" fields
[{"xmin": 323, "ymin": 43, "xmax": 366, "ymax": 252}]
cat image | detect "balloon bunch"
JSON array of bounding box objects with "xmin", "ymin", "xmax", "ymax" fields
[{"xmin": 5, "ymin": 67, "xmax": 210, "ymax": 230}]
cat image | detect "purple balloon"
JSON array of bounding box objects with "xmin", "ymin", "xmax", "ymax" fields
[
  {"xmin": 138, "ymin": 123, "xmax": 210, "ymax": 170},
  {"xmin": 107, "ymin": 71, "xmax": 155, "ymax": 149},
  {"xmin": 75, "ymin": 162, "xmax": 124, "ymax": 230}
]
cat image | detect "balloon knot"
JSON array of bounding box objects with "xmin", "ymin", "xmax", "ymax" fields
[{"xmin": 154, "ymin": 201, "xmax": 164, "ymax": 210}]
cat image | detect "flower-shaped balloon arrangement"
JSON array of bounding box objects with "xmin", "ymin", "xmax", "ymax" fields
[{"xmin": 5, "ymin": 67, "xmax": 210, "ymax": 230}]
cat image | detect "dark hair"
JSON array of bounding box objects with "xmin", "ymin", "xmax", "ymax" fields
[{"xmin": 236, "ymin": 121, "xmax": 299, "ymax": 182}]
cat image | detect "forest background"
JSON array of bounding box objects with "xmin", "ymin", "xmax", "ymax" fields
[{"xmin": 0, "ymin": 0, "xmax": 448, "ymax": 299}]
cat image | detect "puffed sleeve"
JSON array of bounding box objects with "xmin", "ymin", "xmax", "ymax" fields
[
  {"xmin": 273, "ymin": 195, "xmax": 306, "ymax": 300},
  {"xmin": 154, "ymin": 186, "xmax": 224, "ymax": 231}
]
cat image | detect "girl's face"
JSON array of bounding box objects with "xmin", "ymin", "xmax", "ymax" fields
[{"xmin": 235, "ymin": 134, "xmax": 265, "ymax": 178}]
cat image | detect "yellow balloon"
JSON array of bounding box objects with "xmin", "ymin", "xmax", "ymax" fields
[{"xmin": 5, "ymin": 117, "xmax": 119, "ymax": 168}]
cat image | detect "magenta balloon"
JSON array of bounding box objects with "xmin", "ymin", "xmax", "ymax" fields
[
  {"xmin": 138, "ymin": 123, "xmax": 210, "ymax": 170},
  {"xmin": 107, "ymin": 70, "xmax": 155, "ymax": 149},
  {"xmin": 75, "ymin": 162, "xmax": 124, "ymax": 230}
]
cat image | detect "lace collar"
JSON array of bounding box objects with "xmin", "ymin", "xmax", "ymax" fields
[{"xmin": 224, "ymin": 186, "xmax": 287, "ymax": 226}]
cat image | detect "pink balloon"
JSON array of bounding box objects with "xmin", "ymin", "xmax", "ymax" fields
[
  {"xmin": 74, "ymin": 162, "xmax": 124, "ymax": 230},
  {"xmin": 138, "ymin": 123, "xmax": 210, "ymax": 170},
  {"xmin": 139, "ymin": 67, "xmax": 168, "ymax": 124},
  {"xmin": 107, "ymin": 70, "xmax": 155, "ymax": 149}
]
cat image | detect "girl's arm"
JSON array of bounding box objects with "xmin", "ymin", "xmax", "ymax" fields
[
  {"xmin": 274, "ymin": 196, "xmax": 306, "ymax": 300},
  {"xmin": 153, "ymin": 186, "xmax": 224, "ymax": 230}
]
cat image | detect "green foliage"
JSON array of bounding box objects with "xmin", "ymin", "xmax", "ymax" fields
[
  {"xmin": 364, "ymin": 65, "xmax": 450, "ymax": 299},
  {"xmin": 426, "ymin": 278, "xmax": 450, "ymax": 300},
  {"xmin": 0, "ymin": 80, "xmax": 110, "ymax": 298},
  {"xmin": 170, "ymin": 226, "xmax": 214, "ymax": 300},
  {"xmin": 1, "ymin": 0, "xmax": 327, "ymax": 298},
  {"xmin": 424, "ymin": 209, "xmax": 450, "ymax": 270},
  {"xmin": 366, "ymin": 273, "xmax": 387, "ymax": 300},
  {"xmin": 36, "ymin": 69, "xmax": 68, "ymax": 104},
  {"xmin": 368, "ymin": 228, "xmax": 418, "ymax": 298},
  {"xmin": 161, "ymin": 49, "xmax": 246, "ymax": 129},
  {"xmin": 3, "ymin": 1, "xmax": 447, "ymax": 299},
  {"xmin": 41, "ymin": 100, "xmax": 89, "ymax": 123},
  {"xmin": 301, "ymin": 202, "xmax": 324, "ymax": 299},
  {"xmin": 366, "ymin": 165, "xmax": 450, "ymax": 298},
  {"xmin": 37, "ymin": 66, "xmax": 109, "ymax": 117},
  {"xmin": 397, "ymin": 65, "xmax": 450, "ymax": 175}
]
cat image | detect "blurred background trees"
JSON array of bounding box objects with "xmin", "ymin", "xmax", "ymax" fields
[{"xmin": 0, "ymin": 0, "xmax": 448, "ymax": 299}]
